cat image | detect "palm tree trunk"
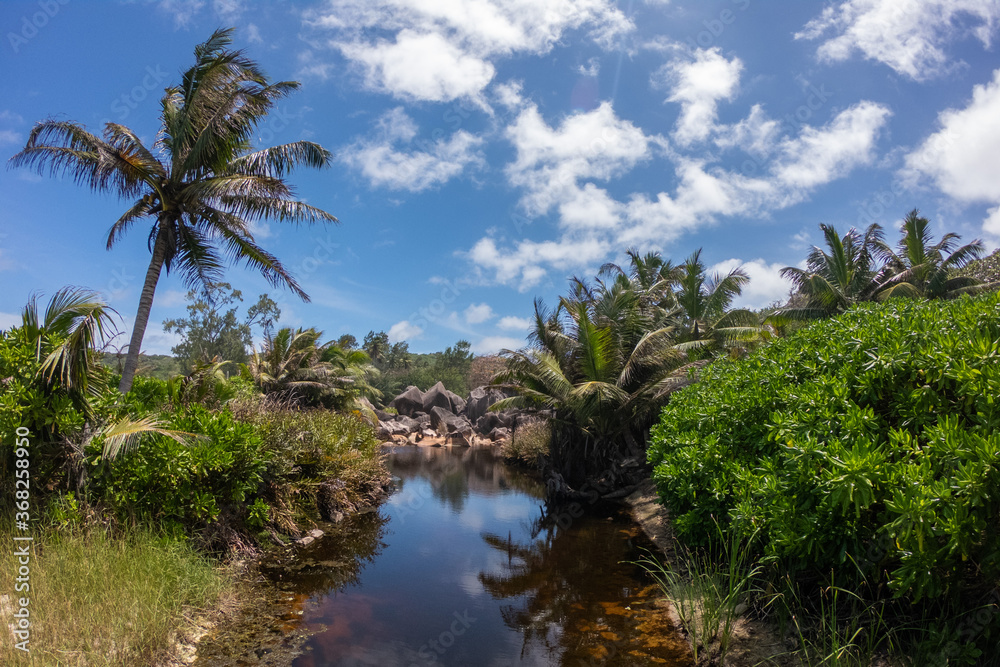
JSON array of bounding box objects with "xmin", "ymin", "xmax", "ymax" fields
[{"xmin": 118, "ymin": 226, "xmax": 167, "ymax": 393}]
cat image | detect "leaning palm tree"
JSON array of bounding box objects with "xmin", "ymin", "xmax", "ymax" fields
[
  {"xmin": 9, "ymin": 28, "xmax": 337, "ymax": 394},
  {"xmin": 778, "ymin": 222, "xmax": 885, "ymax": 318},
  {"xmin": 874, "ymin": 210, "xmax": 989, "ymax": 300}
]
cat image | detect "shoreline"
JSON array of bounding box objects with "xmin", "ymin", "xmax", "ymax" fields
[{"xmin": 623, "ymin": 477, "xmax": 793, "ymax": 667}]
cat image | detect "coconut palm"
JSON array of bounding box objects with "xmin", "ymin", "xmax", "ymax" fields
[
  {"xmin": 778, "ymin": 223, "xmax": 885, "ymax": 318},
  {"xmin": 244, "ymin": 326, "xmax": 379, "ymax": 408},
  {"xmin": 673, "ymin": 249, "xmax": 761, "ymax": 352},
  {"xmin": 9, "ymin": 28, "xmax": 337, "ymax": 394},
  {"xmin": 874, "ymin": 210, "xmax": 988, "ymax": 300}
]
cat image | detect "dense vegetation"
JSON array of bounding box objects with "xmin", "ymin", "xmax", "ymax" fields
[{"xmin": 649, "ymin": 294, "xmax": 1000, "ymax": 662}]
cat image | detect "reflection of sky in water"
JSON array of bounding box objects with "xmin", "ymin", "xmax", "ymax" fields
[{"xmin": 291, "ymin": 448, "xmax": 690, "ymax": 667}]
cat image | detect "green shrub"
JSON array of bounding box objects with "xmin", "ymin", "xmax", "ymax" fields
[
  {"xmin": 92, "ymin": 405, "xmax": 266, "ymax": 526},
  {"xmin": 649, "ymin": 294, "xmax": 1000, "ymax": 615}
]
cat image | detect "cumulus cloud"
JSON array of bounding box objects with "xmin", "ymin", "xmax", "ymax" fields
[
  {"xmin": 342, "ymin": 108, "xmax": 485, "ymax": 191},
  {"xmin": 469, "ymin": 99, "xmax": 890, "ymax": 289},
  {"xmin": 388, "ymin": 320, "xmax": 424, "ymax": 342},
  {"xmin": 304, "ymin": 0, "xmax": 632, "ymax": 103},
  {"xmin": 505, "ymin": 101, "xmax": 654, "ymax": 220},
  {"xmin": 797, "ymin": 0, "xmax": 1000, "ymax": 81},
  {"xmin": 464, "ymin": 303, "xmax": 495, "ymax": 324},
  {"xmin": 472, "ymin": 335, "xmax": 525, "ymax": 354},
  {"xmin": 904, "ymin": 69, "xmax": 1000, "ymax": 237},
  {"xmin": 710, "ymin": 258, "xmax": 794, "ymax": 309},
  {"xmin": 658, "ymin": 48, "xmax": 743, "ymax": 146},
  {"xmin": 497, "ymin": 316, "xmax": 532, "ymax": 331}
]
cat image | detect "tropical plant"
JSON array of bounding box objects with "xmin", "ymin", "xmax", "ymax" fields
[
  {"xmin": 243, "ymin": 326, "xmax": 379, "ymax": 408},
  {"xmin": 18, "ymin": 287, "xmax": 119, "ymax": 414},
  {"xmin": 9, "ymin": 28, "xmax": 337, "ymax": 394},
  {"xmin": 779, "ymin": 222, "xmax": 885, "ymax": 318},
  {"xmin": 162, "ymin": 281, "xmax": 279, "ymax": 370},
  {"xmin": 673, "ymin": 249, "xmax": 765, "ymax": 353},
  {"xmin": 874, "ymin": 209, "xmax": 989, "ymax": 300},
  {"xmin": 494, "ymin": 294, "xmax": 688, "ymax": 485}
]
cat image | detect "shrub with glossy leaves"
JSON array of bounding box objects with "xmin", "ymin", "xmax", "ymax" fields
[{"xmin": 649, "ymin": 294, "xmax": 1000, "ymax": 610}]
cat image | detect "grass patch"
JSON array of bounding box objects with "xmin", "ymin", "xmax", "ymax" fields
[
  {"xmin": 501, "ymin": 419, "xmax": 550, "ymax": 468},
  {"xmin": 0, "ymin": 524, "xmax": 230, "ymax": 666}
]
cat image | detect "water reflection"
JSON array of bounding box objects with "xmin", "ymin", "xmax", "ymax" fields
[
  {"xmin": 209, "ymin": 446, "xmax": 688, "ymax": 667},
  {"xmin": 480, "ymin": 507, "xmax": 691, "ymax": 665}
]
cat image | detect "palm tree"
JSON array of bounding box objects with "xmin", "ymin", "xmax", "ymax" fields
[
  {"xmin": 9, "ymin": 28, "xmax": 337, "ymax": 394},
  {"xmin": 779, "ymin": 223, "xmax": 884, "ymax": 318},
  {"xmin": 20, "ymin": 287, "xmax": 119, "ymax": 415},
  {"xmin": 244, "ymin": 326, "xmax": 380, "ymax": 408},
  {"xmin": 494, "ymin": 295, "xmax": 688, "ymax": 486},
  {"xmin": 874, "ymin": 210, "xmax": 988, "ymax": 300},
  {"xmin": 673, "ymin": 249, "xmax": 760, "ymax": 352}
]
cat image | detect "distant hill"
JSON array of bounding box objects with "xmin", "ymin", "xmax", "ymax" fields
[{"xmin": 101, "ymin": 353, "xmax": 182, "ymax": 381}]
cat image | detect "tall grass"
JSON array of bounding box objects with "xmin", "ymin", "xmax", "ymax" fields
[
  {"xmin": 636, "ymin": 522, "xmax": 761, "ymax": 664},
  {"xmin": 0, "ymin": 524, "xmax": 230, "ymax": 666},
  {"xmin": 501, "ymin": 419, "xmax": 550, "ymax": 468},
  {"xmin": 766, "ymin": 569, "xmax": 901, "ymax": 666}
]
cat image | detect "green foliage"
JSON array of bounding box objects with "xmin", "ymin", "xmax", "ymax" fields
[
  {"xmin": 92, "ymin": 406, "xmax": 266, "ymax": 526},
  {"xmin": 650, "ymin": 294, "xmax": 1000, "ymax": 626}
]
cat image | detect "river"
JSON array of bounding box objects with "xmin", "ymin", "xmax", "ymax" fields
[{"xmin": 199, "ymin": 445, "xmax": 691, "ymax": 666}]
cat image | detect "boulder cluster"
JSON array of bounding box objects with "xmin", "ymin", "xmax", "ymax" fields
[{"xmin": 375, "ymin": 382, "xmax": 525, "ymax": 446}]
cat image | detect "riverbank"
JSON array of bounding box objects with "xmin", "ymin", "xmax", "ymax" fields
[{"xmin": 625, "ymin": 478, "xmax": 793, "ymax": 667}]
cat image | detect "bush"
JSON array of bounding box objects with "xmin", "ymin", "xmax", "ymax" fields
[
  {"xmin": 92, "ymin": 405, "xmax": 267, "ymax": 528},
  {"xmin": 649, "ymin": 294, "xmax": 1000, "ymax": 614},
  {"xmin": 502, "ymin": 419, "xmax": 550, "ymax": 467}
]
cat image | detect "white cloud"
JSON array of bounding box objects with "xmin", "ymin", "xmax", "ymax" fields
[
  {"xmin": 339, "ymin": 30, "xmax": 497, "ymax": 103},
  {"xmin": 715, "ymin": 104, "xmax": 781, "ymax": 157},
  {"xmin": 904, "ymin": 69, "xmax": 1000, "ymax": 209},
  {"xmin": 212, "ymin": 0, "xmax": 244, "ymax": 20},
  {"xmin": 157, "ymin": 0, "xmax": 206, "ymax": 28},
  {"xmin": 470, "ymin": 100, "xmax": 890, "ymax": 288},
  {"xmin": 658, "ymin": 48, "xmax": 743, "ymax": 146},
  {"xmin": 388, "ymin": 320, "xmax": 424, "ymax": 342},
  {"xmin": 710, "ymin": 258, "xmax": 794, "ymax": 310},
  {"xmin": 771, "ymin": 101, "xmax": 892, "ymax": 190},
  {"xmin": 472, "ymin": 335, "xmax": 525, "ymax": 354},
  {"xmin": 984, "ymin": 206, "xmax": 1000, "ymax": 238},
  {"xmin": 156, "ymin": 289, "xmax": 188, "ymax": 308},
  {"xmin": 0, "ymin": 312, "xmax": 20, "ymax": 331},
  {"xmin": 0, "ymin": 129, "xmax": 21, "ymax": 145},
  {"xmin": 464, "ymin": 303, "xmax": 495, "ymax": 324},
  {"xmin": 246, "ymin": 23, "xmax": 263, "ymax": 44},
  {"xmin": 797, "ymin": 0, "xmax": 1000, "ymax": 81},
  {"xmin": 505, "ymin": 102, "xmax": 654, "ymax": 221},
  {"xmin": 342, "ymin": 108, "xmax": 485, "ymax": 191},
  {"xmin": 493, "ymin": 80, "xmax": 526, "ymax": 110},
  {"xmin": 497, "ymin": 315, "xmax": 531, "ymax": 330},
  {"xmin": 304, "ymin": 0, "xmax": 633, "ymax": 103}
]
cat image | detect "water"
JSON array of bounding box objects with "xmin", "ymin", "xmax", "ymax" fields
[{"xmin": 216, "ymin": 446, "xmax": 691, "ymax": 666}]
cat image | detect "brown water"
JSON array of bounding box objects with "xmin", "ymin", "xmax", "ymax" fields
[{"xmin": 202, "ymin": 446, "xmax": 691, "ymax": 666}]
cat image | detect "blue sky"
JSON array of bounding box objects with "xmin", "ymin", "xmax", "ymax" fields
[{"xmin": 2, "ymin": 0, "xmax": 1000, "ymax": 356}]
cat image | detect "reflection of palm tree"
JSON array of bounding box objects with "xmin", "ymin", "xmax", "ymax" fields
[{"xmin": 479, "ymin": 514, "xmax": 689, "ymax": 665}]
